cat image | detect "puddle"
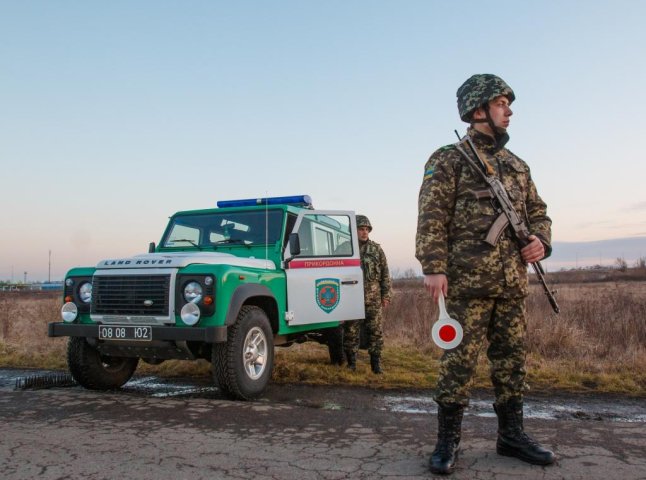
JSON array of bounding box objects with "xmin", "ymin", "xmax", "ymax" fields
[
  {"xmin": 122, "ymin": 376, "xmax": 219, "ymax": 398},
  {"xmin": 3, "ymin": 368, "xmax": 644, "ymax": 423},
  {"xmin": 382, "ymin": 394, "xmax": 646, "ymax": 423},
  {"xmin": 321, "ymin": 401, "xmax": 342, "ymax": 410}
]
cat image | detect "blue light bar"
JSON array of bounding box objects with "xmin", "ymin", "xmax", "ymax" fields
[{"xmin": 217, "ymin": 195, "xmax": 313, "ymax": 209}]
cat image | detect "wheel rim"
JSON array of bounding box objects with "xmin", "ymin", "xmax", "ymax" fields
[
  {"xmin": 242, "ymin": 326, "xmax": 267, "ymax": 380},
  {"xmin": 100, "ymin": 355, "xmax": 130, "ymax": 373}
]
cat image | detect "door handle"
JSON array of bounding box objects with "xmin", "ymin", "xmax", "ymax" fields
[{"xmin": 341, "ymin": 280, "xmax": 358, "ymax": 285}]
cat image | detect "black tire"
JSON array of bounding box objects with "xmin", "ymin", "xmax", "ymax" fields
[
  {"xmin": 67, "ymin": 337, "xmax": 139, "ymax": 390},
  {"xmin": 326, "ymin": 325, "xmax": 344, "ymax": 365},
  {"xmin": 212, "ymin": 306, "xmax": 274, "ymax": 400}
]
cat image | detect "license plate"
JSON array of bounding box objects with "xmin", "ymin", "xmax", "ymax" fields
[{"xmin": 98, "ymin": 325, "xmax": 152, "ymax": 341}]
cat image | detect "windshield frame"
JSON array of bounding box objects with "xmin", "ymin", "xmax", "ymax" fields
[{"xmin": 160, "ymin": 209, "xmax": 285, "ymax": 249}]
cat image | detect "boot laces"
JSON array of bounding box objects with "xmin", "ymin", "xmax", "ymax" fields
[
  {"xmin": 509, "ymin": 428, "xmax": 541, "ymax": 448},
  {"xmin": 434, "ymin": 438, "xmax": 459, "ymax": 457},
  {"xmin": 512, "ymin": 429, "xmax": 540, "ymax": 448}
]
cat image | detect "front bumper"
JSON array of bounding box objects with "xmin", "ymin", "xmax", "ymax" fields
[{"xmin": 48, "ymin": 322, "xmax": 228, "ymax": 343}]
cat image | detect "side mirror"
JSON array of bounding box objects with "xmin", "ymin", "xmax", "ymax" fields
[
  {"xmin": 148, "ymin": 242, "xmax": 156, "ymax": 253},
  {"xmin": 288, "ymin": 233, "xmax": 301, "ymax": 256}
]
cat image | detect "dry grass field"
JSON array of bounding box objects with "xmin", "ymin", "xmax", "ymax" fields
[
  {"xmin": 1, "ymin": 271, "xmax": 645, "ymax": 395},
  {"xmin": 379, "ymin": 279, "xmax": 646, "ymax": 393}
]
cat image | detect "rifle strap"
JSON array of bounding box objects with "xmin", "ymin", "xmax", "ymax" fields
[
  {"xmin": 455, "ymin": 142, "xmax": 495, "ymax": 176},
  {"xmin": 455, "ymin": 144, "xmax": 490, "ymax": 180},
  {"xmin": 483, "ymin": 159, "xmax": 495, "ymax": 176},
  {"xmin": 455, "ymin": 143, "xmax": 528, "ymax": 218}
]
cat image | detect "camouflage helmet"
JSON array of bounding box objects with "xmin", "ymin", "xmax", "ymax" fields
[
  {"xmin": 456, "ymin": 74, "xmax": 515, "ymax": 122},
  {"xmin": 356, "ymin": 214, "xmax": 372, "ymax": 231}
]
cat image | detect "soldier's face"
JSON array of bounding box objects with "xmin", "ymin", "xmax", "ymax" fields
[
  {"xmin": 357, "ymin": 226, "xmax": 370, "ymax": 242},
  {"xmin": 473, "ymin": 95, "xmax": 513, "ymax": 134},
  {"xmin": 488, "ymin": 96, "xmax": 513, "ymax": 129}
]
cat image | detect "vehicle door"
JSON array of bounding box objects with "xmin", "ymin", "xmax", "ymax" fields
[{"xmin": 284, "ymin": 210, "xmax": 365, "ymax": 326}]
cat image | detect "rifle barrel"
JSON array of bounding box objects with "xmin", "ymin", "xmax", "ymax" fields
[{"xmin": 531, "ymin": 262, "xmax": 560, "ymax": 314}]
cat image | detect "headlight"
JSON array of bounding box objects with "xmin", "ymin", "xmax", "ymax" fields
[
  {"xmin": 61, "ymin": 302, "xmax": 78, "ymax": 322},
  {"xmin": 79, "ymin": 282, "xmax": 93, "ymax": 304},
  {"xmin": 181, "ymin": 302, "xmax": 201, "ymax": 326},
  {"xmin": 183, "ymin": 281, "xmax": 203, "ymax": 303}
]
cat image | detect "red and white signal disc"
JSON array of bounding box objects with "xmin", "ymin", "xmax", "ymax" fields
[
  {"xmin": 432, "ymin": 292, "xmax": 463, "ymax": 350},
  {"xmin": 432, "ymin": 317, "xmax": 463, "ymax": 350}
]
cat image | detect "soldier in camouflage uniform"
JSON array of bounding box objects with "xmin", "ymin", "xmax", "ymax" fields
[
  {"xmin": 415, "ymin": 74, "xmax": 555, "ymax": 474},
  {"xmin": 343, "ymin": 215, "xmax": 392, "ymax": 374}
]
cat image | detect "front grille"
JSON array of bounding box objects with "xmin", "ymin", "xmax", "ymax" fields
[{"xmin": 92, "ymin": 275, "xmax": 171, "ymax": 316}]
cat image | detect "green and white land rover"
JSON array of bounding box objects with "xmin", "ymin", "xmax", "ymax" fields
[{"xmin": 48, "ymin": 195, "xmax": 365, "ymax": 399}]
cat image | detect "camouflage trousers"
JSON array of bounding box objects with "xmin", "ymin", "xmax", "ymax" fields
[
  {"xmin": 434, "ymin": 296, "xmax": 528, "ymax": 407},
  {"xmin": 343, "ymin": 303, "xmax": 384, "ymax": 357}
]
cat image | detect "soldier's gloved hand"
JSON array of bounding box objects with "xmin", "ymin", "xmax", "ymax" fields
[
  {"xmin": 521, "ymin": 235, "xmax": 546, "ymax": 264},
  {"xmin": 424, "ymin": 274, "xmax": 447, "ymax": 303},
  {"xmin": 382, "ymin": 299, "xmax": 390, "ymax": 308}
]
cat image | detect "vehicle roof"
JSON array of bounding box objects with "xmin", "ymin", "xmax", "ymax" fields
[{"xmin": 170, "ymin": 203, "xmax": 308, "ymax": 217}]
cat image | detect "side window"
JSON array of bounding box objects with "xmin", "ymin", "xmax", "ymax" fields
[
  {"xmin": 296, "ymin": 214, "xmax": 353, "ymax": 257},
  {"xmin": 334, "ymin": 232, "xmax": 352, "ymax": 255},
  {"xmin": 313, "ymin": 227, "xmax": 333, "ymax": 255}
]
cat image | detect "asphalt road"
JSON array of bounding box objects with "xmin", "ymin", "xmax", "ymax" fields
[{"xmin": 0, "ymin": 371, "xmax": 645, "ymax": 480}]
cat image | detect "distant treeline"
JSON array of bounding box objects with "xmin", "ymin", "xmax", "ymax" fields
[{"xmin": 392, "ymin": 263, "xmax": 646, "ymax": 287}]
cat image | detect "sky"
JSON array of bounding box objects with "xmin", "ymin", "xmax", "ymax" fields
[{"xmin": 1, "ymin": 1, "xmax": 645, "ymax": 282}]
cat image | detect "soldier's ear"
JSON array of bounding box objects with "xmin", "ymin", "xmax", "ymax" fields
[{"xmin": 471, "ymin": 106, "xmax": 486, "ymax": 122}]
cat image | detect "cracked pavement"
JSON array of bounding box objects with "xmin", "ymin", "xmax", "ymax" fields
[{"xmin": 0, "ymin": 378, "xmax": 644, "ymax": 479}]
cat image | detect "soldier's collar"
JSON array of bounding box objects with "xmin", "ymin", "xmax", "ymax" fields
[{"xmin": 467, "ymin": 127, "xmax": 509, "ymax": 153}]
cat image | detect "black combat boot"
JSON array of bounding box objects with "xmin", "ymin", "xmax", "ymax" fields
[
  {"xmin": 370, "ymin": 354, "xmax": 383, "ymax": 374},
  {"xmin": 494, "ymin": 398, "xmax": 555, "ymax": 465},
  {"xmin": 345, "ymin": 350, "xmax": 356, "ymax": 371},
  {"xmin": 429, "ymin": 403, "xmax": 464, "ymax": 475}
]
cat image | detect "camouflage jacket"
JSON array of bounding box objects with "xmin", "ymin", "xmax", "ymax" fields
[
  {"xmin": 415, "ymin": 128, "xmax": 552, "ymax": 298},
  {"xmin": 360, "ymin": 239, "xmax": 392, "ymax": 304}
]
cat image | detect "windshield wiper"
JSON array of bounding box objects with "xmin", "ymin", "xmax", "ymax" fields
[
  {"xmin": 170, "ymin": 239, "xmax": 203, "ymax": 250},
  {"xmin": 214, "ymin": 238, "xmax": 251, "ymax": 249}
]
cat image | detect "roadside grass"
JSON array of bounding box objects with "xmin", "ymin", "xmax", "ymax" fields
[
  {"xmin": 0, "ymin": 342, "xmax": 67, "ymax": 371},
  {"xmin": 2, "ymin": 341, "xmax": 644, "ymax": 396},
  {"xmin": 271, "ymin": 344, "xmax": 645, "ymax": 395},
  {"xmin": 524, "ymin": 354, "xmax": 646, "ymax": 395},
  {"xmin": 1, "ymin": 277, "xmax": 645, "ymax": 396}
]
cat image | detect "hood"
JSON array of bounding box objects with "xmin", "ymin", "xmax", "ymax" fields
[{"xmin": 96, "ymin": 252, "xmax": 276, "ymax": 270}]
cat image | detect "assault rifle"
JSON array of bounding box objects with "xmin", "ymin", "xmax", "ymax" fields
[{"xmin": 454, "ymin": 130, "xmax": 560, "ymax": 314}]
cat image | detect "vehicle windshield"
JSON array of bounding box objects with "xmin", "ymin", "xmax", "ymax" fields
[{"xmin": 162, "ymin": 210, "xmax": 284, "ymax": 248}]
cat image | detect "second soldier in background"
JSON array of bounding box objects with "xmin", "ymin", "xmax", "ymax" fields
[{"xmin": 343, "ymin": 215, "xmax": 392, "ymax": 374}]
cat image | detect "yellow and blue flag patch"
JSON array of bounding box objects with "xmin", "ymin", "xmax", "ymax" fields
[{"xmin": 424, "ymin": 168, "xmax": 434, "ymax": 181}]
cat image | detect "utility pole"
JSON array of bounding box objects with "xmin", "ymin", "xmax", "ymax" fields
[
  {"xmin": 24, "ymin": 271, "xmax": 27, "ymax": 284},
  {"xmin": 48, "ymin": 250, "xmax": 52, "ymax": 283}
]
